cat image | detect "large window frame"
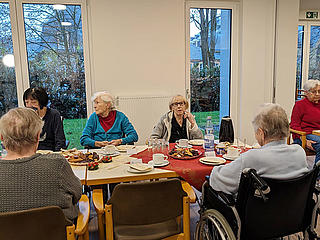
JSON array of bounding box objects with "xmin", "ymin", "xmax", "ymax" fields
[
  {"xmin": 185, "ymin": 1, "xmax": 240, "ymax": 135},
  {"xmin": 2, "ymin": 0, "xmax": 92, "ymax": 114},
  {"xmin": 297, "ymin": 21, "xmax": 320, "ymax": 88}
]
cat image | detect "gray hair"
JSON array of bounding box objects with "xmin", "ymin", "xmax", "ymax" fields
[
  {"xmin": 91, "ymin": 91, "xmax": 116, "ymax": 110},
  {"xmin": 303, "ymin": 79, "xmax": 320, "ymax": 91},
  {"xmin": 169, "ymin": 95, "xmax": 189, "ymax": 110},
  {"xmin": 0, "ymin": 107, "xmax": 44, "ymax": 153},
  {"xmin": 252, "ymin": 103, "xmax": 289, "ymax": 141}
]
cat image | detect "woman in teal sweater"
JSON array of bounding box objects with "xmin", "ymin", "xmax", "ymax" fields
[{"xmin": 80, "ymin": 92, "xmax": 138, "ymax": 148}]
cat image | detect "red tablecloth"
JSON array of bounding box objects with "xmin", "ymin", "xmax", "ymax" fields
[{"xmin": 131, "ymin": 143, "xmax": 232, "ymax": 191}]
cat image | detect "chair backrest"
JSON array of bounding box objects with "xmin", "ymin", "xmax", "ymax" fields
[
  {"xmin": 0, "ymin": 206, "xmax": 72, "ymax": 240},
  {"xmin": 107, "ymin": 178, "xmax": 187, "ymax": 225},
  {"xmin": 236, "ymin": 166, "xmax": 319, "ymax": 240}
]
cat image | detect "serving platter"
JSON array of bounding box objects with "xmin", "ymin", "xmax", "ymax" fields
[{"xmin": 169, "ymin": 148, "xmax": 202, "ymax": 160}]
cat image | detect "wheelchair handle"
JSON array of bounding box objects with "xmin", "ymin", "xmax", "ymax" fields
[{"xmin": 244, "ymin": 168, "xmax": 269, "ymax": 193}]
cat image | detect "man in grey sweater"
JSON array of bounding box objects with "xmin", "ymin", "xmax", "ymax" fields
[
  {"xmin": 210, "ymin": 103, "xmax": 309, "ymax": 195},
  {"xmin": 0, "ymin": 107, "xmax": 82, "ymax": 221}
]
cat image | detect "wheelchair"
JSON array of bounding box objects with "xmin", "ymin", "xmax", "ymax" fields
[{"xmin": 195, "ymin": 164, "xmax": 320, "ymax": 240}]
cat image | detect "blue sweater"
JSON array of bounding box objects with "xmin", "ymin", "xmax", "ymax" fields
[{"xmin": 80, "ymin": 111, "xmax": 138, "ymax": 147}]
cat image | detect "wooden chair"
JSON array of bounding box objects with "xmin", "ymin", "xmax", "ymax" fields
[
  {"xmin": 93, "ymin": 179, "xmax": 196, "ymax": 240},
  {"xmin": 295, "ymin": 89, "xmax": 305, "ymax": 100},
  {"xmin": 287, "ymin": 128, "xmax": 315, "ymax": 156},
  {"xmin": 0, "ymin": 194, "xmax": 90, "ymax": 240}
]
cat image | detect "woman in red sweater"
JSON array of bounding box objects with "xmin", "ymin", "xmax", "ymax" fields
[{"xmin": 290, "ymin": 79, "xmax": 320, "ymax": 164}]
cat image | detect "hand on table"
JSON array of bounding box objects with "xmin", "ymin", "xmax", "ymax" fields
[
  {"xmin": 94, "ymin": 141, "xmax": 109, "ymax": 148},
  {"xmin": 109, "ymin": 139, "xmax": 122, "ymax": 146},
  {"xmin": 306, "ymin": 139, "xmax": 316, "ymax": 151},
  {"xmin": 184, "ymin": 111, "xmax": 196, "ymax": 128}
]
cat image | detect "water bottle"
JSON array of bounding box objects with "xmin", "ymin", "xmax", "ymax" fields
[
  {"xmin": 204, "ymin": 116, "xmax": 215, "ymax": 154},
  {"xmin": 205, "ymin": 116, "xmax": 214, "ymax": 135}
]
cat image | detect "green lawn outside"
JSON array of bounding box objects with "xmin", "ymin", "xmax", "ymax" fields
[
  {"xmin": 192, "ymin": 111, "xmax": 220, "ymax": 139},
  {"xmin": 63, "ymin": 112, "xmax": 220, "ymax": 149},
  {"xmin": 63, "ymin": 118, "xmax": 87, "ymax": 149}
]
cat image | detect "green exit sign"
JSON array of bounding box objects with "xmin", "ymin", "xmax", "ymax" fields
[{"xmin": 306, "ymin": 11, "xmax": 319, "ymax": 19}]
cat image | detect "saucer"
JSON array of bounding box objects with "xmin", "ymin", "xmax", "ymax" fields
[
  {"xmin": 189, "ymin": 139, "xmax": 204, "ymax": 146},
  {"xmin": 149, "ymin": 160, "xmax": 169, "ymax": 167},
  {"xmin": 199, "ymin": 157, "xmax": 226, "ymax": 166},
  {"xmin": 175, "ymin": 144, "xmax": 192, "ymax": 149},
  {"xmin": 222, "ymin": 154, "xmax": 239, "ymax": 161},
  {"xmin": 127, "ymin": 163, "xmax": 153, "ymax": 173},
  {"xmin": 103, "ymin": 151, "xmax": 121, "ymax": 157}
]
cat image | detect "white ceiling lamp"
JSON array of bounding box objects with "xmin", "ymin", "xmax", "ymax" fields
[
  {"xmin": 2, "ymin": 54, "xmax": 15, "ymax": 67},
  {"xmin": 53, "ymin": 4, "xmax": 66, "ymax": 10},
  {"xmin": 61, "ymin": 22, "xmax": 72, "ymax": 26}
]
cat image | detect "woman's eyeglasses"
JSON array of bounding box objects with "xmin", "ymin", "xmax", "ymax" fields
[
  {"xmin": 309, "ymin": 90, "xmax": 320, "ymax": 95},
  {"xmin": 172, "ymin": 102, "xmax": 185, "ymax": 107}
]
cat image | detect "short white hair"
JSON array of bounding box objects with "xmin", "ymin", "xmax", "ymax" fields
[
  {"xmin": 252, "ymin": 103, "xmax": 289, "ymax": 140},
  {"xmin": 91, "ymin": 91, "xmax": 116, "ymax": 110},
  {"xmin": 303, "ymin": 79, "xmax": 320, "ymax": 91}
]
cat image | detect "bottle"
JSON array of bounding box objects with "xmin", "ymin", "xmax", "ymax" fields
[{"xmin": 204, "ymin": 116, "xmax": 215, "ymax": 154}]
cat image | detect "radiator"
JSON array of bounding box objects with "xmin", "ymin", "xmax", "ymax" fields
[{"xmin": 115, "ymin": 95, "xmax": 173, "ymax": 145}]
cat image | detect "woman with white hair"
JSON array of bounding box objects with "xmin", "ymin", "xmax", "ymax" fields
[
  {"xmin": 80, "ymin": 91, "xmax": 138, "ymax": 148},
  {"xmin": 290, "ymin": 79, "xmax": 320, "ymax": 164},
  {"xmin": 0, "ymin": 107, "xmax": 82, "ymax": 221},
  {"xmin": 150, "ymin": 95, "xmax": 203, "ymax": 143},
  {"xmin": 210, "ymin": 103, "xmax": 309, "ymax": 195}
]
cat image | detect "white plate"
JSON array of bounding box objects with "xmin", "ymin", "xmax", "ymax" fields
[
  {"xmin": 189, "ymin": 139, "xmax": 204, "ymax": 146},
  {"xmin": 199, "ymin": 157, "xmax": 226, "ymax": 166},
  {"xmin": 175, "ymin": 144, "xmax": 193, "ymax": 149},
  {"xmin": 102, "ymin": 151, "xmax": 121, "ymax": 157},
  {"xmin": 127, "ymin": 165, "xmax": 153, "ymax": 174},
  {"xmin": 117, "ymin": 145, "xmax": 135, "ymax": 152},
  {"xmin": 222, "ymin": 154, "xmax": 239, "ymax": 161},
  {"xmin": 149, "ymin": 160, "xmax": 170, "ymax": 167}
]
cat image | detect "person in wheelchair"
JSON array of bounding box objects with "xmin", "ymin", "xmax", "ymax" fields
[
  {"xmin": 196, "ymin": 104, "xmax": 317, "ymax": 240},
  {"xmin": 210, "ymin": 103, "xmax": 309, "ymax": 196}
]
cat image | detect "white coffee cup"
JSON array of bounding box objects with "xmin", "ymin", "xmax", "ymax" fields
[
  {"xmin": 104, "ymin": 145, "xmax": 116, "ymax": 155},
  {"xmin": 176, "ymin": 139, "xmax": 189, "ymax": 148},
  {"xmin": 226, "ymin": 147, "xmax": 241, "ymax": 157},
  {"xmin": 153, "ymin": 153, "xmax": 168, "ymax": 165}
]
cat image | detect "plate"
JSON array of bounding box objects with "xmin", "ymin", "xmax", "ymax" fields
[
  {"xmin": 222, "ymin": 154, "xmax": 239, "ymax": 161},
  {"xmin": 189, "ymin": 139, "xmax": 204, "ymax": 146},
  {"xmin": 175, "ymin": 144, "xmax": 193, "ymax": 149},
  {"xmin": 127, "ymin": 164, "xmax": 153, "ymax": 174},
  {"xmin": 102, "ymin": 151, "xmax": 121, "ymax": 157},
  {"xmin": 149, "ymin": 160, "xmax": 170, "ymax": 167},
  {"xmin": 117, "ymin": 145, "xmax": 135, "ymax": 152},
  {"xmin": 36, "ymin": 150, "xmax": 53, "ymax": 154},
  {"xmin": 199, "ymin": 157, "xmax": 226, "ymax": 166},
  {"xmin": 169, "ymin": 149, "xmax": 202, "ymax": 160}
]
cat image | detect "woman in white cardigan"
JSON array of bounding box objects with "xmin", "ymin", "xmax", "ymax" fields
[{"xmin": 150, "ymin": 95, "xmax": 203, "ymax": 143}]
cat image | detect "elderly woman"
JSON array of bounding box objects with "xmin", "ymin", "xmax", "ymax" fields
[
  {"xmin": 150, "ymin": 95, "xmax": 203, "ymax": 143},
  {"xmin": 0, "ymin": 107, "xmax": 82, "ymax": 221},
  {"xmin": 80, "ymin": 92, "xmax": 138, "ymax": 148},
  {"xmin": 210, "ymin": 103, "xmax": 309, "ymax": 195},
  {"xmin": 23, "ymin": 87, "xmax": 66, "ymax": 151},
  {"xmin": 290, "ymin": 79, "xmax": 320, "ymax": 164}
]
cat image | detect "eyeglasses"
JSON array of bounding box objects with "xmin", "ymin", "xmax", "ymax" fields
[
  {"xmin": 308, "ymin": 90, "xmax": 320, "ymax": 95},
  {"xmin": 172, "ymin": 101, "xmax": 185, "ymax": 107}
]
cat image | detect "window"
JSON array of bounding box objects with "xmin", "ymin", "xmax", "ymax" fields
[
  {"xmin": 0, "ymin": 0, "xmax": 90, "ymax": 149},
  {"xmin": 0, "ymin": 2, "xmax": 18, "ymax": 116},
  {"xmin": 187, "ymin": 5, "xmax": 233, "ymax": 139},
  {"xmin": 296, "ymin": 22, "xmax": 320, "ymax": 97}
]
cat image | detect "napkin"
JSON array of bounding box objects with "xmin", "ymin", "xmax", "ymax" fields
[{"xmin": 130, "ymin": 163, "xmax": 153, "ymax": 172}]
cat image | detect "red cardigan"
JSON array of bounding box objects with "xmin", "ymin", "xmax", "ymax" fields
[{"xmin": 290, "ymin": 98, "xmax": 320, "ymax": 139}]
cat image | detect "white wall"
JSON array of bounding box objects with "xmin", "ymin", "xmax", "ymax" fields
[{"xmin": 86, "ymin": 0, "xmax": 301, "ymax": 144}]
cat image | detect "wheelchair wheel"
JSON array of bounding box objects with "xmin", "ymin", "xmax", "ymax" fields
[{"xmin": 195, "ymin": 209, "xmax": 236, "ymax": 240}]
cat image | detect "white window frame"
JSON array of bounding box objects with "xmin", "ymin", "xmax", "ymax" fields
[
  {"xmin": 185, "ymin": 1, "xmax": 240, "ymax": 133},
  {"xmin": 3, "ymin": 0, "xmax": 93, "ymax": 115},
  {"xmin": 298, "ymin": 21, "xmax": 320, "ymax": 87}
]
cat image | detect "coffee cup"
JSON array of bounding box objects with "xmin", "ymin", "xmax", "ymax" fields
[
  {"xmin": 176, "ymin": 139, "xmax": 189, "ymax": 148},
  {"xmin": 153, "ymin": 153, "xmax": 168, "ymax": 165},
  {"xmin": 226, "ymin": 147, "xmax": 241, "ymax": 157},
  {"xmin": 104, "ymin": 145, "xmax": 117, "ymax": 155}
]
